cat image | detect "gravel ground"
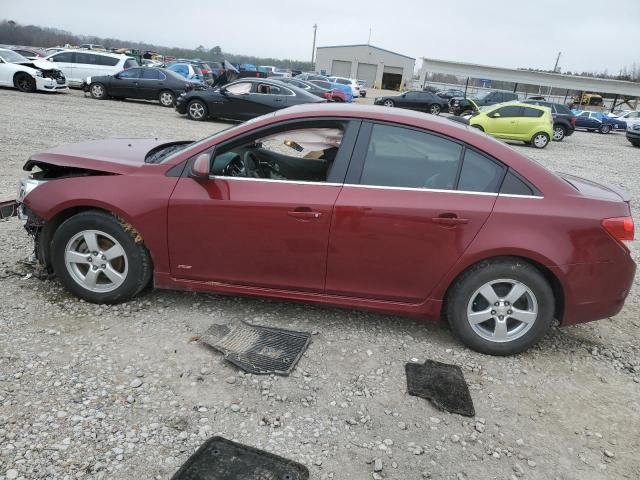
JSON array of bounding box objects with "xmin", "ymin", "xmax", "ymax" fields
[{"xmin": 1, "ymin": 87, "xmax": 639, "ymax": 480}]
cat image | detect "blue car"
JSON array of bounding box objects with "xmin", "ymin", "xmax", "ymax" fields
[
  {"xmin": 165, "ymin": 63, "xmax": 207, "ymax": 87},
  {"xmin": 572, "ymin": 110, "xmax": 626, "ymax": 134},
  {"xmin": 301, "ymin": 77, "xmax": 353, "ymax": 102}
]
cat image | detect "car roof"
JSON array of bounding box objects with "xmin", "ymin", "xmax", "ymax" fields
[{"xmin": 48, "ymin": 49, "xmax": 129, "ymax": 59}]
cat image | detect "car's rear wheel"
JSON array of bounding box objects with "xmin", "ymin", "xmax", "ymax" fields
[
  {"xmin": 429, "ymin": 104, "xmax": 441, "ymax": 115},
  {"xmin": 51, "ymin": 211, "xmax": 152, "ymax": 304},
  {"xmin": 552, "ymin": 124, "xmax": 566, "ymax": 141},
  {"xmin": 531, "ymin": 132, "xmax": 550, "ymax": 148},
  {"xmin": 446, "ymin": 257, "xmax": 555, "ymax": 355},
  {"xmin": 383, "ymin": 99, "xmax": 395, "ymax": 107},
  {"xmin": 14, "ymin": 73, "xmax": 36, "ymax": 93},
  {"xmin": 599, "ymin": 124, "xmax": 611, "ymax": 134},
  {"xmin": 187, "ymin": 99, "xmax": 207, "ymax": 121},
  {"xmin": 90, "ymin": 83, "xmax": 107, "ymax": 100},
  {"xmin": 159, "ymin": 90, "xmax": 175, "ymax": 107}
]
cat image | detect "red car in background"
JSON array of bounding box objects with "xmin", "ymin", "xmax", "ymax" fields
[{"xmin": 16, "ymin": 104, "xmax": 636, "ymax": 355}]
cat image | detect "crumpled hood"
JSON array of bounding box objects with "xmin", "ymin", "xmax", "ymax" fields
[
  {"xmin": 18, "ymin": 59, "xmax": 59, "ymax": 70},
  {"xmin": 24, "ymin": 138, "xmax": 174, "ymax": 174}
]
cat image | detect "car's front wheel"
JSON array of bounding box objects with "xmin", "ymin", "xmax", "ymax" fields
[
  {"xmin": 531, "ymin": 132, "xmax": 550, "ymax": 148},
  {"xmin": 599, "ymin": 124, "xmax": 611, "ymax": 134},
  {"xmin": 552, "ymin": 124, "xmax": 566, "ymax": 141},
  {"xmin": 187, "ymin": 99, "xmax": 208, "ymax": 120},
  {"xmin": 14, "ymin": 73, "xmax": 36, "ymax": 93},
  {"xmin": 90, "ymin": 83, "xmax": 107, "ymax": 100},
  {"xmin": 429, "ymin": 104, "xmax": 441, "ymax": 115},
  {"xmin": 51, "ymin": 211, "xmax": 152, "ymax": 304},
  {"xmin": 159, "ymin": 90, "xmax": 175, "ymax": 107},
  {"xmin": 383, "ymin": 99, "xmax": 395, "ymax": 107},
  {"xmin": 446, "ymin": 257, "xmax": 555, "ymax": 355}
]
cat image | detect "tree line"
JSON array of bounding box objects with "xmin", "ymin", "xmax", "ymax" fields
[{"xmin": 0, "ymin": 19, "xmax": 313, "ymax": 70}]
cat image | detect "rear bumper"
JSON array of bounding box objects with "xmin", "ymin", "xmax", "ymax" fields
[{"xmin": 553, "ymin": 258, "xmax": 637, "ymax": 325}]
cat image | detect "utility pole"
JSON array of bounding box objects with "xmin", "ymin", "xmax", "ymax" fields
[
  {"xmin": 368, "ymin": 27, "xmax": 372, "ymax": 44},
  {"xmin": 311, "ymin": 24, "xmax": 318, "ymax": 71},
  {"xmin": 547, "ymin": 51, "xmax": 561, "ymax": 96}
]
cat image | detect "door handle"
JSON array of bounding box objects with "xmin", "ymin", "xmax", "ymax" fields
[
  {"xmin": 288, "ymin": 207, "xmax": 323, "ymax": 220},
  {"xmin": 274, "ymin": 98, "xmax": 283, "ymax": 102},
  {"xmin": 431, "ymin": 214, "xmax": 469, "ymax": 225}
]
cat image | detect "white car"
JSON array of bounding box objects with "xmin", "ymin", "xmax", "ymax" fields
[
  {"xmin": 615, "ymin": 110, "xmax": 640, "ymax": 128},
  {"xmin": 0, "ymin": 48, "xmax": 67, "ymax": 92},
  {"xmin": 328, "ymin": 76, "xmax": 361, "ymax": 97},
  {"xmin": 44, "ymin": 49, "xmax": 138, "ymax": 87}
]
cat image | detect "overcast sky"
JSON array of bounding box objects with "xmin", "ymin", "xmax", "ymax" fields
[{"xmin": 3, "ymin": 0, "xmax": 640, "ymax": 74}]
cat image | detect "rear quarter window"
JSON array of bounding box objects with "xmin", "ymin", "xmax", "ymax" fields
[
  {"xmin": 554, "ymin": 104, "xmax": 572, "ymax": 115},
  {"xmin": 97, "ymin": 55, "xmax": 119, "ymax": 66},
  {"xmin": 500, "ymin": 170, "xmax": 536, "ymax": 196},
  {"xmin": 458, "ymin": 149, "xmax": 504, "ymax": 193},
  {"xmin": 523, "ymin": 107, "xmax": 544, "ymax": 118},
  {"xmin": 124, "ymin": 58, "xmax": 139, "ymax": 69}
]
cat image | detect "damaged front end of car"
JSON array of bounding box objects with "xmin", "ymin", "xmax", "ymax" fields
[{"xmin": 20, "ymin": 60, "xmax": 67, "ymax": 90}]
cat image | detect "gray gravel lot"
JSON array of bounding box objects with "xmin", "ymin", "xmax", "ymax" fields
[{"xmin": 1, "ymin": 87, "xmax": 639, "ymax": 480}]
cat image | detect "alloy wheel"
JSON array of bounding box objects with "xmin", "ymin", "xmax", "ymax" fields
[
  {"xmin": 64, "ymin": 230, "xmax": 128, "ymax": 293},
  {"xmin": 533, "ymin": 133, "xmax": 548, "ymax": 148},
  {"xmin": 553, "ymin": 126, "xmax": 565, "ymax": 141},
  {"xmin": 91, "ymin": 84, "xmax": 104, "ymax": 98},
  {"xmin": 429, "ymin": 104, "xmax": 441, "ymax": 115},
  {"xmin": 383, "ymin": 100, "xmax": 394, "ymax": 107},
  {"xmin": 160, "ymin": 91, "xmax": 174, "ymax": 106},
  {"xmin": 17, "ymin": 76, "xmax": 33, "ymax": 92},
  {"xmin": 466, "ymin": 279, "xmax": 538, "ymax": 343},
  {"xmin": 189, "ymin": 101, "xmax": 205, "ymax": 119}
]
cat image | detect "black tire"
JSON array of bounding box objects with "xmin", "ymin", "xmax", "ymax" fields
[
  {"xmin": 530, "ymin": 132, "xmax": 550, "ymax": 149},
  {"xmin": 14, "ymin": 72, "xmax": 36, "ymax": 93},
  {"xmin": 50, "ymin": 210, "xmax": 152, "ymax": 304},
  {"xmin": 446, "ymin": 257, "xmax": 555, "ymax": 355},
  {"xmin": 471, "ymin": 124, "xmax": 484, "ymax": 131},
  {"xmin": 187, "ymin": 99, "xmax": 208, "ymax": 121},
  {"xmin": 383, "ymin": 99, "xmax": 395, "ymax": 107},
  {"xmin": 552, "ymin": 124, "xmax": 566, "ymax": 141},
  {"xmin": 631, "ymin": 140, "xmax": 640, "ymax": 148},
  {"xmin": 429, "ymin": 104, "xmax": 441, "ymax": 115},
  {"xmin": 89, "ymin": 83, "xmax": 107, "ymax": 100},
  {"xmin": 159, "ymin": 90, "xmax": 175, "ymax": 107},
  {"xmin": 599, "ymin": 124, "xmax": 611, "ymax": 134}
]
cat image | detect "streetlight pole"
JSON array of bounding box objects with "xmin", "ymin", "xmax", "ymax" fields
[{"xmin": 311, "ymin": 24, "xmax": 318, "ymax": 72}]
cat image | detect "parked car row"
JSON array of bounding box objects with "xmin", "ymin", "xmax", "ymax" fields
[{"xmin": 0, "ymin": 48, "xmax": 67, "ymax": 92}]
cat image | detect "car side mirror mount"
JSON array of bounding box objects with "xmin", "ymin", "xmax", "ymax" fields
[{"xmin": 190, "ymin": 153, "xmax": 211, "ymax": 179}]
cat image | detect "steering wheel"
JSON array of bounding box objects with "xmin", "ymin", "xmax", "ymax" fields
[
  {"xmin": 243, "ymin": 151, "xmax": 270, "ymax": 178},
  {"xmin": 222, "ymin": 154, "xmax": 248, "ymax": 177}
]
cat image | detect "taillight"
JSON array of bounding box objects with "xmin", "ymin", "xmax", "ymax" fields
[
  {"xmin": 571, "ymin": 117, "xmax": 577, "ymax": 126},
  {"xmin": 602, "ymin": 217, "xmax": 635, "ymax": 242}
]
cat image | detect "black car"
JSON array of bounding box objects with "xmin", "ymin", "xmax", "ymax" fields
[
  {"xmin": 523, "ymin": 100, "xmax": 576, "ymax": 141},
  {"xmin": 422, "ymin": 85, "xmax": 441, "ymax": 94},
  {"xmin": 85, "ymin": 67, "xmax": 200, "ymax": 107},
  {"xmin": 176, "ymin": 78, "xmax": 325, "ymax": 121},
  {"xmin": 373, "ymin": 90, "xmax": 448, "ymax": 115},
  {"xmin": 626, "ymin": 123, "xmax": 640, "ymax": 147},
  {"xmin": 449, "ymin": 90, "xmax": 519, "ymax": 115},
  {"xmin": 436, "ymin": 88, "xmax": 465, "ymax": 99},
  {"xmin": 274, "ymin": 77, "xmax": 331, "ymax": 100}
]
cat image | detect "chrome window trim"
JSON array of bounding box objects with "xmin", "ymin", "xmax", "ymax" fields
[{"xmin": 206, "ymin": 176, "xmax": 543, "ymax": 198}]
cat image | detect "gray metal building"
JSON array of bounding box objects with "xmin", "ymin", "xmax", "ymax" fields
[{"xmin": 315, "ymin": 44, "xmax": 415, "ymax": 90}]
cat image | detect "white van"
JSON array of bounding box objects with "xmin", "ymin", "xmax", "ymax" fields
[{"xmin": 44, "ymin": 50, "xmax": 138, "ymax": 87}]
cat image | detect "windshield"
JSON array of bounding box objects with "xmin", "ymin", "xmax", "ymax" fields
[{"xmin": 0, "ymin": 49, "xmax": 29, "ymax": 63}]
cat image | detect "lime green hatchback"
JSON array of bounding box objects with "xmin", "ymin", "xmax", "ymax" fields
[{"xmin": 469, "ymin": 102, "xmax": 554, "ymax": 149}]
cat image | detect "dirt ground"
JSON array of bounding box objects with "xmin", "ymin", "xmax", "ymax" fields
[{"xmin": 0, "ymin": 88, "xmax": 639, "ymax": 480}]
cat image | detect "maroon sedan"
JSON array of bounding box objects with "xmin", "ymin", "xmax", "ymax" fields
[{"xmin": 16, "ymin": 104, "xmax": 636, "ymax": 355}]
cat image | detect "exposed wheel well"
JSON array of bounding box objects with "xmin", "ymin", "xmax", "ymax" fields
[
  {"xmin": 13, "ymin": 71, "xmax": 29, "ymax": 86},
  {"xmin": 442, "ymin": 255, "xmax": 564, "ymax": 324},
  {"xmin": 34, "ymin": 207, "xmax": 146, "ymax": 270}
]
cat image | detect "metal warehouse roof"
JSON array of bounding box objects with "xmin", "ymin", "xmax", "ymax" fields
[
  {"xmin": 317, "ymin": 44, "xmax": 416, "ymax": 61},
  {"xmin": 420, "ymin": 58, "xmax": 640, "ymax": 97}
]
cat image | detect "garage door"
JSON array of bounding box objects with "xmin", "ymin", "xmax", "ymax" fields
[
  {"xmin": 383, "ymin": 65, "xmax": 403, "ymax": 75},
  {"xmin": 331, "ymin": 60, "xmax": 352, "ymax": 78},
  {"xmin": 356, "ymin": 63, "xmax": 377, "ymax": 87}
]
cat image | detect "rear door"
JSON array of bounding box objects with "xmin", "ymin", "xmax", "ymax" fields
[
  {"xmin": 325, "ymin": 122, "xmax": 501, "ymax": 302},
  {"xmin": 519, "ymin": 106, "xmax": 545, "ymax": 140},
  {"xmin": 485, "ymin": 105, "xmax": 523, "ymax": 138},
  {"xmin": 139, "ymin": 68, "xmax": 166, "ymax": 99}
]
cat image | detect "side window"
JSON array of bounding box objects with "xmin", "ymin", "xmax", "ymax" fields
[
  {"xmin": 523, "ymin": 107, "xmax": 544, "ymax": 118},
  {"xmin": 506, "ymin": 92, "xmax": 518, "ymax": 101},
  {"xmin": 142, "ymin": 68, "xmax": 162, "ymax": 80},
  {"xmin": 170, "ymin": 64, "xmax": 189, "ymax": 77},
  {"xmin": 74, "ymin": 53, "xmax": 91, "ymax": 65},
  {"xmin": 118, "ymin": 68, "xmax": 141, "ymax": 79},
  {"xmin": 51, "ymin": 52, "xmax": 74, "ymax": 63},
  {"xmin": 226, "ymin": 82, "xmax": 253, "ymax": 94},
  {"xmin": 500, "ymin": 170, "xmax": 536, "ymax": 196},
  {"xmin": 98, "ymin": 55, "xmax": 119, "ymax": 66},
  {"xmin": 360, "ymin": 124, "xmax": 462, "ymax": 190},
  {"xmin": 458, "ymin": 149, "xmax": 504, "ymax": 193},
  {"xmin": 555, "ymin": 104, "xmax": 572, "ymax": 115},
  {"xmin": 213, "ymin": 125, "xmax": 345, "ymax": 182},
  {"xmin": 577, "ymin": 111, "xmax": 589, "ymax": 118},
  {"xmin": 494, "ymin": 106, "xmax": 523, "ymax": 118}
]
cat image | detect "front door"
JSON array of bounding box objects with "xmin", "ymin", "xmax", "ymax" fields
[
  {"xmin": 326, "ymin": 122, "xmax": 500, "ymax": 303},
  {"xmin": 486, "ymin": 105, "xmax": 523, "ymax": 138},
  {"xmin": 109, "ymin": 68, "xmax": 142, "ymax": 97},
  {"xmin": 167, "ymin": 119, "xmax": 359, "ymax": 292}
]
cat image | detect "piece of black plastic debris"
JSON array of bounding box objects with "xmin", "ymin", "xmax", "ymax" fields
[
  {"xmin": 200, "ymin": 322, "xmax": 311, "ymax": 376},
  {"xmin": 405, "ymin": 359, "xmax": 475, "ymax": 417},
  {"xmin": 172, "ymin": 436, "xmax": 309, "ymax": 480}
]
